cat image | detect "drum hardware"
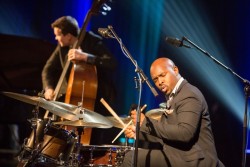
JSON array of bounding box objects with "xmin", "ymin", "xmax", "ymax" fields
[
  {"xmin": 17, "ymin": 138, "xmax": 29, "ymax": 162},
  {"xmin": 107, "ymin": 147, "xmax": 113, "ymax": 166},
  {"xmin": 43, "ymin": 117, "xmax": 52, "ymax": 134},
  {"xmin": 53, "ymin": 107, "xmax": 113, "ymax": 128},
  {"xmin": 18, "ymin": 103, "xmax": 42, "ymax": 166},
  {"xmin": 115, "ymin": 148, "xmax": 126, "ymax": 166},
  {"xmin": 27, "ymin": 105, "xmax": 40, "ymax": 149},
  {"xmin": 21, "ymin": 105, "xmax": 54, "ymax": 166},
  {"xmin": 78, "ymin": 145, "xmax": 133, "ymax": 166},
  {"xmin": 68, "ymin": 142, "xmax": 82, "ymax": 167}
]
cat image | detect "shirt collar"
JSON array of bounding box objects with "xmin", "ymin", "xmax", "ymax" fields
[{"xmin": 171, "ymin": 77, "xmax": 184, "ymax": 96}]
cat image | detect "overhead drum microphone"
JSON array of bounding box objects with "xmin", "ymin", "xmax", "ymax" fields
[{"xmin": 165, "ymin": 37, "xmax": 191, "ymax": 48}]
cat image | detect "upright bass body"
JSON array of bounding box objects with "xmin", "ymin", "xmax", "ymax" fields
[{"xmin": 65, "ymin": 62, "xmax": 98, "ymax": 144}]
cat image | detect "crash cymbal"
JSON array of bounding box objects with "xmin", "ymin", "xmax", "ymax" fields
[
  {"xmin": 1, "ymin": 91, "xmax": 76, "ymax": 120},
  {"xmin": 53, "ymin": 119, "xmax": 111, "ymax": 128},
  {"xmin": 106, "ymin": 116, "xmax": 132, "ymax": 129},
  {"xmin": 145, "ymin": 108, "xmax": 166, "ymax": 120},
  {"xmin": 2, "ymin": 91, "xmax": 112, "ymax": 128}
]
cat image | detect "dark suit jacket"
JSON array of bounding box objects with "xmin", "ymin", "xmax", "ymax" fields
[
  {"xmin": 41, "ymin": 31, "xmax": 117, "ymax": 115},
  {"xmin": 140, "ymin": 80, "xmax": 224, "ymax": 167}
]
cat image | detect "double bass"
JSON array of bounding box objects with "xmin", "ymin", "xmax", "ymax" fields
[{"xmin": 44, "ymin": 0, "xmax": 108, "ymax": 145}]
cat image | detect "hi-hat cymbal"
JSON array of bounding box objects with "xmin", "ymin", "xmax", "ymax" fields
[
  {"xmin": 1, "ymin": 91, "xmax": 76, "ymax": 120},
  {"xmin": 53, "ymin": 120, "xmax": 110, "ymax": 128},
  {"xmin": 106, "ymin": 116, "xmax": 132, "ymax": 129},
  {"xmin": 145, "ymin": 108, "xmax": 166, "ymax": 120}
]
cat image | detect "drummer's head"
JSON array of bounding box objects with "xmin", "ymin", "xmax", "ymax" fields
[{"xmin": 150, "ymin": 57, "xmax": 181, "ymax": 96}]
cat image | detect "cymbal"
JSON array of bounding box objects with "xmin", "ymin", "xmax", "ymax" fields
[
  {"xmin": 50, "ymin": 103, "xmax": 113, "ymax": 128},
  {"xmin": 1, "ymin": 91, "xmax": 76, "ymax": 120},
  {"xmin": 53, "ymin": 120, "xmax": 111, "ymax": 128},
  {"xmin": 2, "ymin": 91, "xmax": 113, "ymax": 128},
  {"xmin": 145, "ymin": 108, "xmax": 165, "ymax": 120},
  {"xmin": 106, "ymin": 116, "xmax": 132, "ymax": 129}
]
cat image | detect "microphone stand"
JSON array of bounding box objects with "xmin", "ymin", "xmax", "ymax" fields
[
  {"xmin": 106, "ymin": 25, "xmax": 158, "ymax": 167},
  {"xmin": 107, "ymin": 25, "xmax": 158, "ymax": 97},
  {"xmin": 182, "ymin": 36, "xmax": 250, "ymax": 167}
]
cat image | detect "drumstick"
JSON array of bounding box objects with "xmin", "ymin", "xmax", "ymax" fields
[
  {"xmin": 111, "ymin": 104, "xmax": 147, "ymax": 143},
  {"xmin": 100, "ymin": 98, "xmax": 125, "ymax": 127},
  {"xmin": 112, "ymin": 120, "xmax": 132, "ymax": 143}
]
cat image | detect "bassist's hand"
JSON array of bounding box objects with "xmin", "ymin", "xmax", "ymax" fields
[
  {"xmin": 44, "ymin": 88, "xmax": 55, "ymax": 100},
  {"xmin": 68, "ymin": 48, "xmax": 88, "ymax": 63}
]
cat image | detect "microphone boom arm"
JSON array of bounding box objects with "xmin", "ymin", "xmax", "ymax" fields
[
  {"xmin": 182, "ymin": 36, "xmax": 250, "ymax": 167},
  {"xmin": 107, "ymin": 25, "xmax": 158, "ymax": 97},
  {"xmin": 182, "ymin": 36, "xmax": 250, "ymax": 85}
]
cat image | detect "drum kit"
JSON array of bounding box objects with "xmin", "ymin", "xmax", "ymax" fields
[
  {"xmin": 1, "ymin": 91, "xmax": 134, "ymax": 167},
  {"xmin": 1, "ymin": 91, "xmax": 165, "ymax": 167}
]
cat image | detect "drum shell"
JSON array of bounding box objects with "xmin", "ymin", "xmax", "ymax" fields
[
  {"xmin": 40, "ymin": 126, "xmax": 76, "ymax": 161},
  {"xmin": 79, "ymin": 145, "xmax": 132, "ymax": 166},
  {"xmin": 19, "ymin": 119, "xmax": 76, "ymax": 164}
]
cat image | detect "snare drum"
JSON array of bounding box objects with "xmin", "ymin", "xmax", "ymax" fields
[{"xmin": 80, "ymin": 145, "xmax": 132, "ymax": 166}]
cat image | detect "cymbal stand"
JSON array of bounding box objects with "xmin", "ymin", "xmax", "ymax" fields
[
  {"xmin": 74, "ymin": 126, "xmax": 84, "ymax": 166},
  {"xmin": 76, "ymin": 81, "xmax": 85, "ymax": 144},
  {"xmin": 22, "ymin": 104, "xmax": 40, "ymax": 166},
  {"xmin": 28, "ymin": 104, "xmax": 40, "ymax": 149},
  {"xmin": 77, "ymin": 126, "xmax": 84, "ymax": 144},
  {"xmin": 74, "ymin": 109, "xmax": 84, "ymax": 166}
]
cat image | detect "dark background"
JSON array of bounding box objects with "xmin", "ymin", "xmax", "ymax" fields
[{"xmin": 0, "ymin": 0, "xmax": 250, "ymax": 166}]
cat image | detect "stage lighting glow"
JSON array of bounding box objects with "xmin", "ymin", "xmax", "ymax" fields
[{"xmin": 162, "ymin": 0, "xmax": 249, "ymax": 121}]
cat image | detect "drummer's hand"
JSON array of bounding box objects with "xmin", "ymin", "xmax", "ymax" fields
[
  {"xmin": 44, "ymin": 88, "xmax": 54, "ymax": 100},
  {"xmin": 124, "ymin": 125, "xmax": 136, "ymax": 139},
  {"xmin": 68, "ymin": 48, "xmax": 87, "ymax": 63},
  {"xmin": 130, "ymin": 110, "xmax": 145, "ymax": 126}
]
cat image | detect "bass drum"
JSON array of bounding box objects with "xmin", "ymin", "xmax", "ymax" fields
[{"xmin": 79, "ymin": 145, "xmax": 133, "ymax": 166}]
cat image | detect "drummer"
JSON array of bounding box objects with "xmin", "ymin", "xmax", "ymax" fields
[{"xmin": 121, "ymin": 58, "xmax": 224, "ymax": 167}]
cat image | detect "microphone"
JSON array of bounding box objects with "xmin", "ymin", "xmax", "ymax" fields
[
  {"xmin": 98, "ymin": 28, "xmax": 113, "ymax": 38},
  {"xmin": 165, "ymin": 37, "xmax": 191, "ymax": 48}
]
